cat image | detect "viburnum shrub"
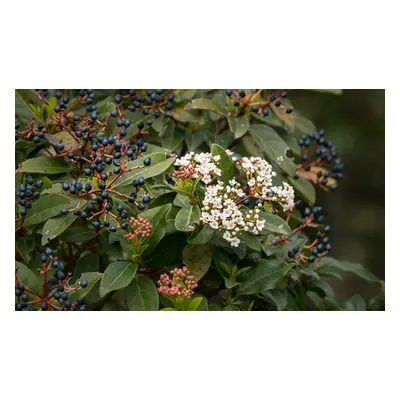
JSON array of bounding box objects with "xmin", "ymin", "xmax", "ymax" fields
[{"xmin": 15, "ymin": 89, "xmax": 384, "ymax": 311}]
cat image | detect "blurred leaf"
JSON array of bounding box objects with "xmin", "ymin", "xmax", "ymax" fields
[
  {"xmin": 214, "ymin": 130, "xmax": 235, "ymax": 148},
  {"xmin": 182, "ymin": 244, "xmax": 213, "ymax": 282},
  {"xmin": 307, "ymin": 89, "xmax": 343, "ymax": 95},
  {"xmin": 345, "ymin": 294, "xmax": 366, "ymax": 311},
  {"xmin": 262, "ymin": 289, "xmax": 288, "ymax": 310},
  {"xmin": 224, "ymin": 305, "xmax": 240, "ymax": 311},
  {"xmin": 69, "ymin": 272, "xmax": 103, "ymax": 302},
  {"xmin": 74, "ymin": 251, "xmax": 100, "ymax": 276}
]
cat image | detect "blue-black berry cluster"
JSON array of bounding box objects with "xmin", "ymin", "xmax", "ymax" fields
[
  {"xmin": 297, "ymin": 129, "xmax": 344, "ymax": 191},
  {"xmin": 114, "ymin": 89, "xmax": 175, "ymax": 120},
  {"xmin": 225, "ymin": 89, "xmax": 292, "ymax": 117},
  {"xmin": 17, "ymin": 176, "xmax": 43, "ymax": 217}
]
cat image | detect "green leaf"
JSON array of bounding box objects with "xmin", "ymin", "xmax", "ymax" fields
[
  {"xmin": 249, "ymin": 124, "xmax": 296, "ymax": 176},
  {"xmin": 184, "ymin": 98, "xmax": 225, "ymax": 115},
  {"xmin": 41, "ymin": 201, "xmax": 86, "ymax": 245},
  {"xmin": 161, "ymin": 120, "xmax": 185, "ymax": 151},
  {"xmin": 227, "ymin": 115, "xmax": 249, "ymax": 139},
  {"xmin": 211, "ymin": 143, "xmax": 235, "ymax": 184},
  {"xmin": 20, "ymin": 157, "xmax": 71, "ymax": 174},
  {"xmin": 63, "ymin": 226, "xmax": 96, "ymax": 243},
  {"xmin": 295, "ymin": 115, "xmax": 317, "ymax": 134},
  {"xmin": 182, "ymin": 244, "xmax": 213, "ymax": 282},
  {"xmin": 214, "ymin": 130, "xmax": 235, "ymax": 148},
  {"xmin": 140, "ymin": 204, "xmax": 172, "ymax": 256},
  {"xmin": 224, "ymin": 305, "xmax": 240, "ymax": 311},
  {"xmin": 24, "ymin": 195, "xmax": 70, "ymax": 227},
  {"xmin": 161, "ymin": 307, "xmax": 177, "ymax": 311},
  {"xmin": 187, "ymin": 297, "xmax": 204, "ymax": 311},
  {"xmin": 99, "ymin": 261, "xmax": 138, "ymax": 297},
  {"xmin": 260, "ymin": 212, "xmax": 292, "ymax": 235},
  {"xmin": 113, "ymin": 155, "xmax": 175, "ymax": 188},
  {"xmin": 319, "ymin": 257, "xmax": 379, "ymax": 283},
  {"xmin": 288, "ymin": 176, "xmax": 316, "ymax": 205},
  {"xmin": 123, "ymin": 276, "xmax": 159, "ymax": 311},
  {"xmin": 171, "ymin": 109, "xmax": 198, "ymax": 123},
  {"xmin": 174, "ymin": 205, "xmax": 201, "ymax": 232},
  {"xmin": 15, "ymin": 261, "xmax": 42, "ymax": 294},
  {"xmin": 173, "ymin": 193, "xmax": 192, "ymax": 208},
  {"xmin": 69, "ymin": 272, "xmax": 102, "ymax": 302},
  {"xmin": 15, "ymin": 89, "xmax": 37, "ymax": 123},
  {"xmin": 345, "ymin": 294, "xmax": 366, "ymax": 311},
  {"xmin": 16, "ymin": 236, "xmax": 35, "ymax": 263},
  {"xmin": 74, "ymin": 251, "xmax": 100, "ymax": 276},
  {"xmin": 239, "ymin": 232, "xmax": 262, "ymax": 251},
  {"xmin": 307, "ymin": 291, "xmax": 326, "ymax": 309},
  {"xmin": 307, "ymin": 89, "xmax": 343, "ymax": 95},
  {"xmin": 188, "ymin": 225, "xmax": 214, "ymax": 244},
  {"xmin": 239, "ymin": 258, "xmax": 292, "ymax": 295},
  {"xmin": 262, "ymin": 289, "xmax": 288, "ymax": 310}
]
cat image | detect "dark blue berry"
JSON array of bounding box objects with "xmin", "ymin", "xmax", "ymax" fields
[
  {"xmin": 92, "ymin": 221, "xmax": 101, "ymax": 230},
  {"xmin": 137, "ymin": 203, "xmax": 145, "ymax": 210},
  {"xmin": 80, "ymin": 280, "xmax": 88, "ymax": 288},
  {"xmin": 142, "ymin": 196, "xmax": 151, "ymax": 204},
  {"xmin": 40, "ymin": 303, "xmax": 48, "ymax": 311},
  {"xmin": 143, "ymin": 157, "xmax": 151, "ymax": 166},
  {"xmin": 20, "ymin": 208, "xmax": 27, "ymax": 216}
]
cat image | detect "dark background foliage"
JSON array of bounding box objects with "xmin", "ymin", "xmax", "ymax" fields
[{"xmin": 290, "ymin": 89, "xmax": 385, "ymax": 300}]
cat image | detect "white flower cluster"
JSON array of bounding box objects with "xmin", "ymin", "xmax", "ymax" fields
[
  {"xmin": 238, "ymin": 156, "xmax": 295, "ymax": 212},
  {"xmin": 200, "ymin": 179, "xmax": 266, "ymax": 247},
  {"xmin": 174, "ymin": 152, "xmax": 222, "ymax": 184}
]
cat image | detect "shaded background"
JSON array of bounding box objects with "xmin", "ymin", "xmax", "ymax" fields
[{"xmin": 290, "ymin": 89, "xmax": 385, "ymax": 301}]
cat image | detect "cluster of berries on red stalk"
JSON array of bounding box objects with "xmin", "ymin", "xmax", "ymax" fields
[
  {"xmin": 296, "ymin": 129, "xmax": 344, "ymax": 191},
  {"xmin": 15, "ymin": 247, "xmax": 88, "ymax": 311},
  {"xmin": 283, "ymin": 200, "xmax": 333, "ymax": 265},
  {"xmin": 15, "ymin": 120, "xmax": 47, "ymax": 143},
  {"xmin": 225, "ymin": 89, "xmax": 293, "ymax": 117},
  {"xmin": 17, "ymin": 176, "xmax": 43, "ymax": 217}
]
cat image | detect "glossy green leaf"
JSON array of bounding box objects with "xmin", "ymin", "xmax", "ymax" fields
[
  {"xmin": 224, "ymin": 305, "xmax": 240, "ymax": 311},
  {"xmin": 260, "ymin": 212, "xmax": 292, "ymax": 235},
  {"xmin": 113, "ymin": 155, "xmax": 175, "ymax": 188},
  {"xmin": 239, "ymin": 258, "xmax": 292, "ymax": 295},
  {"xmin": 74, "ymin": 251, "xmax": 100, "ymax": 276},
  {"xmin": 16, "ymin": 235, "xmax": 35, "ymax": 264},
  {"xmin": 140, "ymin": 204, "xmax": 172, "ymax": 255},
  {"xmin": 63, "ymin": 226, "xmax": 96, "ymax": 243},
  {"xmin": 15, "ymin": 261, "xmax": 42, "ymax": 294},
  {"xmin": 288, "ymin": 176, "xmax": 316, "ymax": 205},
  {"xmin": 171, "ymin": 109, "xmax": 198, "ymax": 123},
  {"xmin": 187, "ymin": 297, "xmax": 204, "ymax": 311},
  {"xmin": 262, "ymin": 289, "xmax": 288, "ymax": 311},
  {"xmin": 319, "ymin": 257, "xmax": 379, "ymax": 283},
  {"xmin": 100, "ymin": 261, "xmax": 138, "ymax": 297},
  {"xmin": 227, "ymin": 115, "xmax": 250, "ymax": 139},
  {"xmin": 20, "ymin": 157, "xmax": 71, "ymax": 174},
  {"xmin": 188, "ymin": 225, "xmax": 214, "ymax": 244},
  {"xmin": 69, "ymin": 272, "xmax": 103, "ymax": 302},
  {"xmin": 173, "ymin": 193, "xmax": 192, "ymax": 208},
  {"xmin": 249, "ymin": 124, "xmax": 296, "ymax": 176},
  {"xmin": 174, "ymin": 205, "xmax": 201, "ymax": 232},
  {"xmin": 211, "ymin": 143, "xmax": 235, "ymax": 184},
  {"xmin": 184, "ymin": 98, "xmax": 225, "ymax": 115},
  {"xmin": 239, "ymin": 232, "xmax": 262, "ymax": 251},
  {"xmin": 182, "ymin": 244, "xmax": 213, "ymax": 282},
  {"xmin": 123, "ymin": 276, "xmax": 159, "ymax": 311},
  {"xmin": 24, "ymin": 195, "xmax": 70, "ymax": 227}
]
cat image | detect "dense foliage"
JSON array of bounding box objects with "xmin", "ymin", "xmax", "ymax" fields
[{"xmin": 15, "ymin": 89, "xmax": 384, "ymax": 311}]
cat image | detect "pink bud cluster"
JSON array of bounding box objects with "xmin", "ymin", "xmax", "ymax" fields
[
  {"xmin": 124, "ymin": 216, "xmax": 152, "ymax": 240},
  {"xmin": 173, "ymin": 165, "xmax": 197, "ymax": 180},
  {"xmin": 157, "ymin": 266, "xmax": 198, "ymax": 298}
]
